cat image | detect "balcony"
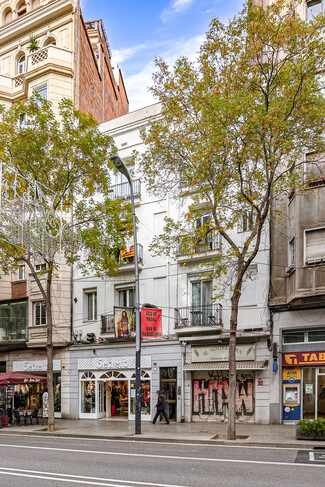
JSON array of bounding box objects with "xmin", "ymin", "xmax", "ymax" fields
[
  {"xmin": 108, "ymin": 180, "xmax": 141, "ymax": 202},
  {"xmin": 0, "ymin": 300, "xmax": 28, "ymax": 343},
  {"xmin": 118, "ymin": 244, "xmax": 143, "ymax": 268},
  {"xmin": 0, "ymin": 46, "xmax": 73, "ymax": 95},
  {"xmin": 174, "ymin": 304, "xmax": 223, "ymax": 336},
  {"xmin": 176, "ymin": 230, "xmax": 222, "ymax": 263}
]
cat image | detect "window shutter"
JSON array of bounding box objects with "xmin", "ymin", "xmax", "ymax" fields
[{"xmin": 305, "ymin": 229, "xmax": 325, "ymax": 261}]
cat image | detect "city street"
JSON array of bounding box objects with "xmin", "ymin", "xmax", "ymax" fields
[{"xmin": 0, "ymin": 435, "xmax": 324, "ymax": 486}]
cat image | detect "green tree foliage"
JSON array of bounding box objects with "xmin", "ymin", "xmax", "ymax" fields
[
  {"xmin": 0, "ymin": 96, "xmax": 133, "ymax": 430},
  {"xmin": 140, "ymin": 0, "xmax": 325, "ymax": 439}
]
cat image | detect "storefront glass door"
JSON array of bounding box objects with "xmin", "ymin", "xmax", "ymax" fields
[
  {"xmin": 317, "ymin": 371, "xmax": 325, "ymax": 418},
  {"xmin": 97, "ymin": 381, "xmax": 105, "ymax": 418},
  {"xmin": 302, "ymin": 368, "xmax": 325, "ymax": 419},
  {"xmin": 303, "ymin": 368, "xmax": 316, "ymax": 419}
]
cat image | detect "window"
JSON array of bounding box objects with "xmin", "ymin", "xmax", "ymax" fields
[
  {"xmin": 238, "ymin": 211, "xmax": 255, "ymax": 233},
  {"xmin": 34, "ymin": 302, "xmax": 46, "ymax": 326},
  {"xmin": 307, "ymin": 0, "xmax": 323, "ymax": 20},
  {"xmin": 3, "ymin": 8, "xmax": 13, "ymax": 24},
  {"xmin": 17, "ymin": 265, "xmax": 25, "ymax": 281},
  {"xmin": 43, "ymin": 37, "xmax": 56, "ymax": 47},
  {"xmin": 17, "ymin": 1, "xmax": 27, "ymax": 17},
  {"xmin": 18, "ymin": 55, "xmax": 26, "ymax": 75},
  {"xmin": 84, "ymin": 290, "xmax": 97, "ymax": 321},
  {"xmin": 19, "ymin": 113, "xmax": 26, "ymax": 128},
  {"xmin": 118, "ymin": 288, "xmax": 135, "ymax": 308},
  {"xmin": 35, "ymin": 263, "xmax": 46, "ymax": 273},
  {"xmin": 283, "ymin": 329, "xmax": 325, "ymax": 344},
  {"xmin": 304, "ymin": 228, "xmax": 325, "ymax": 264},
  {"xmin": 32, "ymin": 0, "xmax": 40, "ymax": 9},
  {"xmin": 34, "ymin": 85, "xmax": 47, "ymax": 107},
  {"xmin": 286, "ymin": 237, "xmax": 296, "ymax": 274}
]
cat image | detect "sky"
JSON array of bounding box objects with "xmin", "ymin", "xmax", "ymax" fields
[{"xmin": 81, "ymin": 0, "xmax": 244, "ymax": 112}]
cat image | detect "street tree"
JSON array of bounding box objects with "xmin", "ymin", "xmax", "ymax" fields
[
  {"xmin": 0, "ymin": 96, "xmax": 133, "ymax": 431},
  {"xmin": 140, "ymin": 0, "xmax": 325, "ymax": 439}
]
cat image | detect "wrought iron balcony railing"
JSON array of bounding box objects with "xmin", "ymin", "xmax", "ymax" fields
[
  {"xmin": 177, "ymin": 231, "xmax": 222, "ymax": 257},
  {"xmin": 175, "ymin": 304, "xmax": 223, "ymax": 328},
  {"xmin": 108, "ymin": 180, "xmax": 141, "ymax": 201},
  {"xmin": 101, "ymin": 313, "xmax": 115, "ymax": 334}
]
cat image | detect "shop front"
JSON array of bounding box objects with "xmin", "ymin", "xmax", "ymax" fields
[
  {"xmin": 12, "ymin": 359, "xmax": 62, "ymax": 418},
  {"xmin": 78, "ymin": 355, "xmax": 152, "ymax": 421},
  {"xmin": 282, "ymin": 351, "xmax": 325, "ymax": 422},
  {"xmin": 184, "ymin": 343, "xmax": 268, "ymax": 422}
]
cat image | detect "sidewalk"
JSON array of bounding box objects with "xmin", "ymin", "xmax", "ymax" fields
[{"xmin": 1, "ymin": 418, "xmax": 325, "ymax": 449}]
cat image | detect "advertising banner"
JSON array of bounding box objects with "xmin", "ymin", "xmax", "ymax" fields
[
  {"xmin": 141, "ymin": 308, "xmax": 162, "ymax": 339},
  {"xmin": 114, "ymin": 307, "xmax": 135, "ymax": 338}
]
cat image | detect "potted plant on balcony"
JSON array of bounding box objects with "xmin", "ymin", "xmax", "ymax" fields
[
  {"xmin": 28, "ymin": 35, "xmax": 39, "ymax": 53},
  {"xmin": 296, "ymin": 418, "xmax": 325, "ymax": 440}
]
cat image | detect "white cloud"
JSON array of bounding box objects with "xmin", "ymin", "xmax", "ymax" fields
[
  {"xmin": 161, "ymin": 0, "xmax": 195, "ymax": 23},
  {"xmin": 123, "ymin": 33, "xmax": 204, "ymax": 111}
]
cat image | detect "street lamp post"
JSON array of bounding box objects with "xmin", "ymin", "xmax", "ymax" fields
[{"xmin": 110, "ymin": 155, "xmax": 141, "ymax": 435}]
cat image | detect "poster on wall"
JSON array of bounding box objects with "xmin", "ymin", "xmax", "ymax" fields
[
  {"xmin": 114, "ymin": 307, "xmax": 135, "ymax": 338},
  {"xmin": 141, "ymin": 308, "xmax": 162, "ymax": 339},
  {"xmin": 305, "ymin": 384, "xmax": 313, "ymax": 395}
]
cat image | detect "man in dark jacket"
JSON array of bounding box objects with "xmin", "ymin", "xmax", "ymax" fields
[{"xmin": 151, "ymin": 390, "xmax": 170, "ymax": 424}]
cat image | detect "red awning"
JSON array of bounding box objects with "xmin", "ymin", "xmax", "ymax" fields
[{"xmin": 0, "ymin": 372, "xmax": 47, "ymax": 386}]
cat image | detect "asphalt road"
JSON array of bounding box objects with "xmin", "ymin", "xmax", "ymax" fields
[{"xmin": 0, "ymin": 434, "xmax": 324, "ymax": 486}]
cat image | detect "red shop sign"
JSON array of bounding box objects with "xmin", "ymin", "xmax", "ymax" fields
[{"xmin": 282, "ymin": 351, "xmax": 325, "ymax": 367}]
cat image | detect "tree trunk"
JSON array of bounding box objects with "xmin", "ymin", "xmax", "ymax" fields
[
  {"xmin": 227, "ymin": 294, "xmax": 239, "ymax": 440},
  {"xmin": 46, "ymin": 272, "xmax": 55, "ymax": 432}
]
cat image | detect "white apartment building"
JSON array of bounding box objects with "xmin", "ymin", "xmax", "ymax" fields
[{"xmin": 70, "ymin": 103, "xmax": 273, "ymax": 424}]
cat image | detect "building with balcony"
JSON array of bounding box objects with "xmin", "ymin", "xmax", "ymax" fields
[
  {"xmin": 253, "ymin": 0, "xmax": 325, "ymax": 426},
  {"xmin": 0, "ymin": 0, "xmax": 129, "ymax": 418},
  {"xmin": 0, "ymin": 0, "xmax": 128, "ymax": 121},
  {"xmin": 69, "ymin": 103, "xmax": 272, "ymax": 425}
]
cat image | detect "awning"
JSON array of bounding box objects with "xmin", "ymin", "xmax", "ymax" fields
[
  {"xmin": 183, "ymin": 361, "xmax": 266, "ymax": 371},
  {"xmin": 0, "ymin": 372, "xmax": 47, "ymax": 386}
]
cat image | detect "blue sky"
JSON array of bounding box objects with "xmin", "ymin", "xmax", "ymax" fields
[{"xmin": 81, "ymin": 0, "xmax": 244, "ymax": 111}]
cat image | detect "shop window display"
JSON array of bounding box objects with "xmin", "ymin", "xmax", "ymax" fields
[
  {"xmin": 130, "ymin": 371, "xmax": 150, "ymax": 415},
  {"xmin": 81, "ymin": 379, "xmax": 96, "ymax": 414}
]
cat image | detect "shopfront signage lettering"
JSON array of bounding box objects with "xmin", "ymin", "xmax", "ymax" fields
[
  {"xmin": 78, "ymin": 355, "xmax": 151, "ymax": 370},
  {"xmin": 192, "ymin": 344, "xmax": 256, "ymax": 363},
  {"xmin": 141, "ymin": 308, "xmax": 162, "ymax": 339},
  {"xmin": 282, "ymin": 352, "xmax": 325, "ymax": 367}
]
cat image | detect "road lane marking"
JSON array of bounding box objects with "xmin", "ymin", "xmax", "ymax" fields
[
  {"xmin": 0, "ymin": 443, "xmax": 323, "ymax": 468},
  {"xmin": 0, "ymin": 467, "xmax": 188, "ymax": 487},
  {"xmin": 0, "ymin": 434, "xmax": 305, "ymax": 452},
  {"xmin": 309, "ymin": 452, "xmax": 325, "ymax": 463}
]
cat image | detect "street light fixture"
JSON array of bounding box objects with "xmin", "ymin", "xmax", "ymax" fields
[{"xmin": 109, "ymin": 155, "xmax": 141, "ymax": 435}]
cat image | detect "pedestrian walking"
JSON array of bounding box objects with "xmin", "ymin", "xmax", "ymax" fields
[{"xmin": 151, "ymin": 390, "xmax": 170, "ymax": 424}]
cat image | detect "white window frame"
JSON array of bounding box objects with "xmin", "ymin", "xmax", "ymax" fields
[
  {"xmin": 18, "ymin": 55, "xmax": 26, "ymax": 75},
  {"xmin": 35, "ymin": 263, "xmax": 46, "ymax": 273},
  {"xmin": 286, "ymin": 236, "xmax": 296, "ymax": 274},
  {"xmin": 84, "ymin": 289, "xmax": 97, "ymax": 321},
  {"xmin": 33, "ymin": 301, "xmax": 46, "ymax": 326},
  {"xmin": 17, "ymin": 264, "xmax": 25, "ymax": 281},
  {"xmin": 118, "ymin": 288, "xmax": 135, "ymax": 308},
  {"xmin": 33, "ymin": 84, "xmax": 48, "ymax": 106},
  {"xmin": 304, "ymin": 227, "xmax": 325, "ymax": 265}
]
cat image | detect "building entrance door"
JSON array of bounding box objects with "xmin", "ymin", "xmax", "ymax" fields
[
  {"xmin": 302, "ymin": 368, "xmax": 325, "ymax": 419},
  {"xmin": 317, "ymin": 371, "xmax": 325, "ymax": 418},
  {"xmin": 160, "ymin": 367, "xmax": 177, "ymax": 422}
]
